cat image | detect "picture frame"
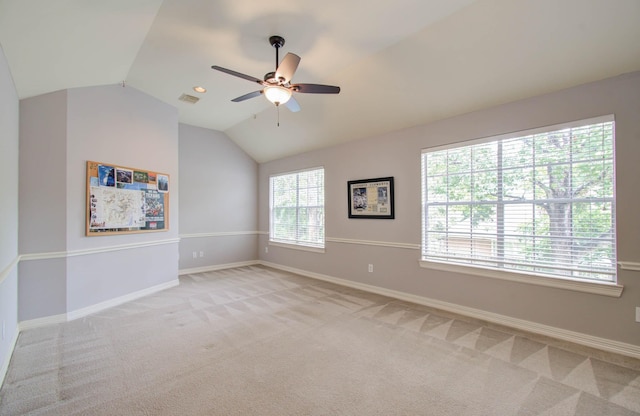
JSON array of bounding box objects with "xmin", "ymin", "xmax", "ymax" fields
[{"xmin": 347, "ymin": 177, "xmax": 394, "ymax": 219}]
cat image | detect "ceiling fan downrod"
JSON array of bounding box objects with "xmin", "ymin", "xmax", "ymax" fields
[{"xmin": 269, "ymin": 35, "xmax": 286, "ymax": 73}]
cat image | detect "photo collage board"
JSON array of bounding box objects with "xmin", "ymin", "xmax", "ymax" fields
[{"xmin": 86, "ymin": 160, "xmax": 169, "ymax": 236}]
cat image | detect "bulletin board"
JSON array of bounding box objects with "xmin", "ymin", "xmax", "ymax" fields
[{"xmin": 86, "ymin": 161, "xmax": 169, "ymax": 236}]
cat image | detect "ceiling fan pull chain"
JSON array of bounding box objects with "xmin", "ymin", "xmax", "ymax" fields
[{"xmin": 277, "ymin": 105, "xmax": 280, "ymax": 127}]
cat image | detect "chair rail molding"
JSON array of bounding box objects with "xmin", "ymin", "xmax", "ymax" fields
[{"xmin": 19, "ymin": 238, "xmax": 180, "ymax": 261}]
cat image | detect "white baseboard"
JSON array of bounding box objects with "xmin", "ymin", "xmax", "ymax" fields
[
  {"xmin": 66, "ymin": 279, "xmax": 180, "ymax": 321},
  {"xmin": 19, "ymin": 279, "xmax": 180, "ymax": 329},
  {"xmin": 18, "ymin": 313, "xmax": 68, "ymax": 331},
  {"xmin": 260, "ymin": 261, "xmax": 640, "ymax": 360},
  {"xmin": 178, "ymin": 260, "xmax": 260, "ymax": 276},
  {"xmin": 0, "ymin": 327, "xmax": 19, "ymax": 388}
]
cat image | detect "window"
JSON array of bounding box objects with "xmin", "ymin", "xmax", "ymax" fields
[
  {"xmin": 421, "ymin": 115, "xmax": 616, "ymax": 283},
  {"xmin": 270, "ymin": 167, "xmax": 325, "ymax": 249}
]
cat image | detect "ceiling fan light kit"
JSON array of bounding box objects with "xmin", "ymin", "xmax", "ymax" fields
[
  {"xmin": 264, "ymin": 85, "xmax": 292, "ymax": 105},
  {"xmin": 211, "ymin": 35, "xmax": 340, "ymax": 115}
]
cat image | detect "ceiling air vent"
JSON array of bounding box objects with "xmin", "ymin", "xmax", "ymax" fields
[{"xmin": 179, "ymin": 93, "xmax": 200, "ymax": 104}]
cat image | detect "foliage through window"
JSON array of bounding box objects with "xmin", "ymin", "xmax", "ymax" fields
[
  {"xmin": 421, "ymin": 116, "xmax": 616, "ymax": 282},
  {"xmin": 270, "ymin": 167, "xmax": 325, "ymax": 248}
]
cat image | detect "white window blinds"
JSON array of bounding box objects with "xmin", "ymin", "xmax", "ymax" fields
[
  {"xmin": 270, "ymin": 167, "xmax": 325, "ymax": 248},
  {"xmin": 421, "ymin": 115, "xmax": 616, "ymax": 282}
]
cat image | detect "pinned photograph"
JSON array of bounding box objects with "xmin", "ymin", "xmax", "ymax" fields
[
  {"xmin": 157, "ymin": 174, "xmax": 169, "ymax": 193},
  {"xmin": 98, "ymin": 165, "xmax": 115, "ymax": 187},
  {"xmin": 134, "ymin": 171, "xmax": 149, "ymax": 183},
  {"xmin": 116, "ymin": 168, "xmax": 133, "ymax": 184}
]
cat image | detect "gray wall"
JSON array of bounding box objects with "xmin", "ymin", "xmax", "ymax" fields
[
  {"xmin": 18, "ymin": 85, "xmax": 180, "ymax": 320},
  {"xmin": 0, "ymin": 44, "xmax": 19, "ymax": 379},
  {"xmin": 178, "ymin": 124, "xmax": 258, "ymax": 270},
  {"xmin": 18, "ymin": 90, "xmax": 68, "ymax": 319},
  {"xmin": 259, "ymin": 72, "xmax": 640, "ymax": 347}
]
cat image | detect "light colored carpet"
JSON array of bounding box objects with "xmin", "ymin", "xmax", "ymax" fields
[{"xmin": 1, "ymin": 265, "xmax": 639, "ymax": 415}]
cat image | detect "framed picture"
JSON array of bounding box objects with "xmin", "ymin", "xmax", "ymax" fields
[{"xmin": 348, "ymin": 177, "xmax": 394, "ymax": 219}]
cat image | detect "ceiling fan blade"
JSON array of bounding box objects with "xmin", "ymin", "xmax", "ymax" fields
[
  {"xmin": 211, "ymin": 66, "xmax": 264, "ymax": 85},
  {"xmin": 292, "ymin": 84, "xmax": 340, "ymax": 94},
  {"xmin": 231, "ymin": 90, "xmax": 263, "ymax": 102},
  {"xmin": 275, "ymin": 53, "xmax": 300, "ymax": 83},
  {"xmin": 284, "ymin": 96, "xmax": 301, "ymax": 112}
]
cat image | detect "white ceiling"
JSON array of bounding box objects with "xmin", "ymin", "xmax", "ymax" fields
[{"xmin": 1, "ymin": 0, "xmax": 639, "ymax": 162}]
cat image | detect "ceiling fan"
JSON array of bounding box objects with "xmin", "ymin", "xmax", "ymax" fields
[{"xmin": 211, "ymin": 35, "xmax": 340, "ymax": 113}]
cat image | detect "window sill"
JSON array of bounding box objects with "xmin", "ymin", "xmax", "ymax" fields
[
  {"xmin": 419, "ymin": 260, "xmax": 623, "ymax": 297},
  {"xmin": 269, "ymin": 241, "xmax": 325, "ymax": 254}
]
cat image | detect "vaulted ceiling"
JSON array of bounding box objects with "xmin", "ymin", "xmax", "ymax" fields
[{"xmin": 1, "ymin": 0, "xmax": 639, "ymax": 162}]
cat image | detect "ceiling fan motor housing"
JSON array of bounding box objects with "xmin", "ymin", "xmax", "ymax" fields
[
  {"xmin": 269, "ymin": 35, "xmax": 285, "ymax": 49},
  {"xmin": 264, "ymin": 71, "xmax": 281, "ymax": 85}
]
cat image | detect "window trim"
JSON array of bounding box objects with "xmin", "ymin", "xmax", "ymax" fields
[
  {"xmin": 420, "ymin": 115, "xmax": 618, "ymax": 291},
  {"xmin": 269, "ymin": 166, "xmax": 325, "ymax": 250},
  {"xmin": 419, "ymin": 259, "xmax": 623, "ymax": 297},
  {"xmin": 423, "ymin": 114, "xmax": 614, "ymax": 154},
  {"xmin": 269, "ymin": 241, "xmax": 325, "ymax": 253}
]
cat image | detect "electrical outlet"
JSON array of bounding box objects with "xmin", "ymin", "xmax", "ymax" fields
[
  {"xmin": 199, "ymin": 251, "xmax": 204, "ymax": 258},
  {"xmin": 636, "ymin": 307, "xmax": 640, "ymax": 323},
  {"xmin": 192, "ymin": 251, "xmax": 197, "ymax": 259},
  {"xmin": 265, "ymin": 246, "xmax": 268, "ymax": 253},
  {"xmin": 368, "ymin": 264, "xmax": 373, "ymax": 273}
]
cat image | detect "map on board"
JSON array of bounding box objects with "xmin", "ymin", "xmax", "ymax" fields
[{"xmin": 89, "ymin": 186, "xmax": 145, "ymax": 229}]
